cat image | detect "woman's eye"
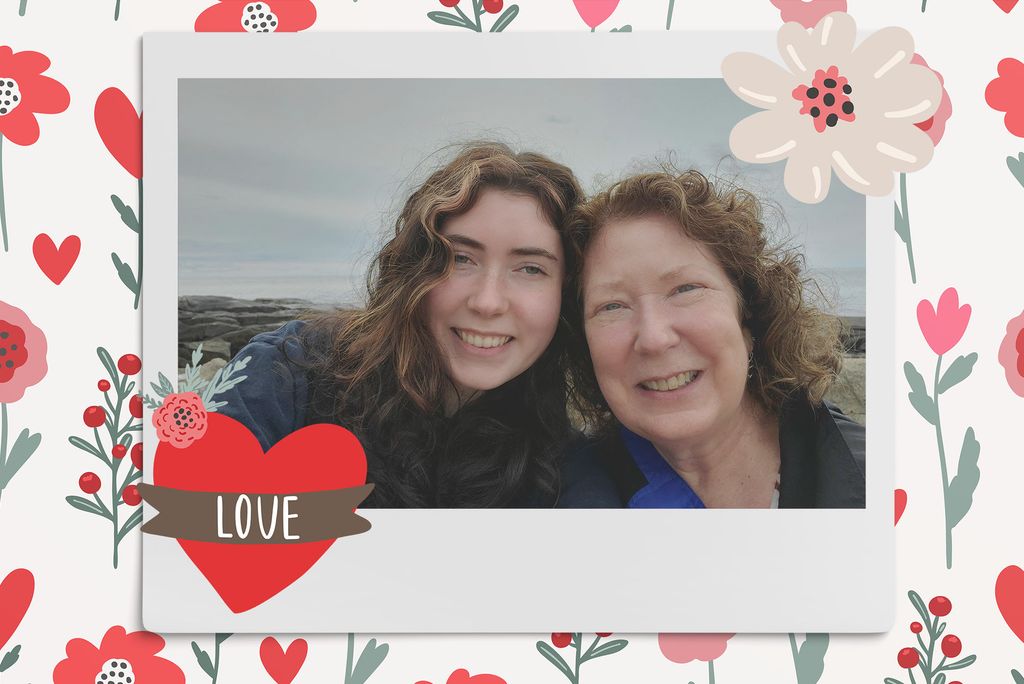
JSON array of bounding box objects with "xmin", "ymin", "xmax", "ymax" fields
[
  {"xmin": 518, "ymin": 264, "xmax": 547, "ymax": 276},
  {"xmin": 454, "ymin": 253, "xmax": 472, "ymax": 265},
  {"xmin": 597, "ymin": 302, "xmax": 623, "ymax": 313},
  {"xmin": 673, "ymin": 283, "xmax": 700, "ymax": 295}
]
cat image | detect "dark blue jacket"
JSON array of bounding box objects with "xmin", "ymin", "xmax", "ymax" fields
[{"xmin": 215, "ymin": 321, "xmax": 621, "ymax": 508}]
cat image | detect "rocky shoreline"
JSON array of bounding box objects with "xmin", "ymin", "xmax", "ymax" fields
[{"xmin": 179, "ymin": 295, "xmax": 866, "ymax": 423}]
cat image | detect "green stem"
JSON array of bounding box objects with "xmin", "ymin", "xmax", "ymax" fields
[
  {"xmin": 0, "ymin": 134, "xmax": 7, "ymax": 252},
  {"xmin": 111, "ymin": 446, "xmax": 122, "ymax": 568},
  {"xmin": 590, "ymin": 26, "xmax": 595, "ymax": 32},
  {"xmin": 932, "ymin": 355, "xmax": 952, "ymax": 569},
  {"xmin": 17, "ymin": 0, "xmax": 26, "ymax": 16},
  {"xmin": 211, "ymin": 637, "xmax": 222, "ymax": 684},
  {"xmin": 0, "ymin": 404, "xmax": 6, "ymax": 508},
  {"xmin": 345, "ymin": 633, "xmax": 354, "ymax": 684},
  {"xmin": 134, "ymin": 178, "xmax": 143, "ymax": 310},
  {"xmin": 666, "ymin": 0, "xmax": 676, "ymax": 29},
  {"xmin": 114, "ymin": 0, "xmax": 121, "ymax": 20},
  {"xmin": 789, "ymin": 633, "xmax": 799, "ymax": 678},
  {"xmin": 572, "ymin": 633, "xmax": 581, "ymax": 684},
  {"xmin": 908, "ymin": 668, "xmax": 919, "ymax": 684},
  {"xmin": 921, "ymin": 0, "xmax": 928, "ymax": 11},
  {"xmin": 709, "ymin": 659, "xmax": 716, "ymax": 684},
  {"xmin": 899, "ymin": 173, "xmax": 917, "ymax": 284},
  {"xmin": 473, "ymin": 0, "xmax": 482, "ymax": 31}
]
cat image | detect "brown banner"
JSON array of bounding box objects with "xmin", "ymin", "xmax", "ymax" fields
[{"xmin": 137, "ymin": 483, "xmax": 375, "ymax": 544}]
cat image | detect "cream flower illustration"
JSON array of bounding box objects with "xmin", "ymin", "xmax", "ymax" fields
[{"xmin": 722, "ymin": 12, "xmax": 941, "ymax": 204}]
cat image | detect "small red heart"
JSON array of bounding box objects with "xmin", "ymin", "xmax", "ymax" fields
[
  {"xmin": 0, "ymin": 569, "xmax": 34, "ymax": 651},
  {"xmin": 32, "ymin": 234, "xmax": 80, "ymax": 285},
  {"xmin": 997, "ymin": 565, "xmax": 1024, "ymax": 643},
  {"xmin": 994, "ymin": 0, "xmax": 1019, "ymax": 12},
  {"xmin": 894, "ymin": 489, "xmax": 907, "ymax": 525},
  {"xmin": 260, "ymin": 637, "xmax": 307, "ymax": 684}
]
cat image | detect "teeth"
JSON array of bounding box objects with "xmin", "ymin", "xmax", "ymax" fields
[
  {"xmin": 457, "ymin": 330, "xmax": 511, "ymax": 349},
  {"xmin": 641, "ymin": 371, "xmax": 697, "ymax": 392}
]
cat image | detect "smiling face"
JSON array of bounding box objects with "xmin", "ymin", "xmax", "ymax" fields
[
  {"xmin": 581, "ymin": 213, "xmax": 753, "ymax": 451},
  {"xmin": 424, "ymin": 187, "xmax": 565, "ymax": 401}
]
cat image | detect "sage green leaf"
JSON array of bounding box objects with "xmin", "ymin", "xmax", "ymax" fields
[
  {"xmin": 908, "ymin": 590, "xmax": 929, "ymax": 623},
  {"xmin": 795, "ymin": 633, "xmax": 829, "ymax": 684},
  {"xmin": 66, "ymin": 495, "xmax": 107, "ymax": 518},
  {"xmin": 1011, "ymin": 668, "xmax": 1024, "ymax": 684},
  {"xmin": 947, "ymin": 427, "xmax": 980, "ymax": 530},
  {"xmin": 1007, "ymin": 153, "xmax": 1024, "ymax": 189},
  {"xmin": 583, "ymin": 638, "xmax": 628, "ymax": 661},
  {"xmin": 117, "ymin": 508, "xmax": 144, "ymax": 542},
  {"xmin": 489, "ymin": 4, "xmax": 518, "ymax": 31},
  {"xmin": 610, "ymin": 24, "xmax": 632, "ymax": 31},
  {"xmin": 111, "ymin": 253, "xmax": 139, "ymax": 294},
  {"xmin": 934, "ymin": 673, "xmax": 947, "ymax": 684},
  {"xmin": 98, "ymin": 347, "xmax": 118, "ymax": 382},
  {"xmin": 428, "ymin": 10, "xmax": 468, "ymax": 27},
  {"xmin": 191, "ymin": 642, "xmax": 214, "ymax": 678},
  {"xmin": 883, "ymin": 678, "xmax": 904, "ymax": 684},
  {"xmin": 0, "ymin": 645, "xmax": 21, "ymax": 672},
  {"xmin": 908, "ymin": 391, "xmax": 938, "ymax": 425},
  {"xmin": 536, "ymin": 641, "xmax": 573, "ymax": 681},
  {"xmin": 350, "ymin": 638, "xmax": 389, "ymax": 684},
  {"xmin": 894, "ymin": 201, "xmax": 910, "ymax": 243},
  {"xmin": 110, "ymin": 194, "xmax": 140, "ymax": 232},
  {"xmin": 943, "ymin": 654, "xmax": 977, "ymax": 671},
  {"xmin": 938, "ymin": 353, "xmax": 978, "ymax": 394},
  {"xmin": 216, "ymin": 633, "xmax": 232, "ymax": 646},
  {"xmin": 0, "ymin": 429, "xmax": 40, "ymax": 489},
  {"xmin": 904, "ymin": 361, "xmax": 927, "ymax": 396}
]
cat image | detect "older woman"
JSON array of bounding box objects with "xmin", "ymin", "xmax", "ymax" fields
[{"xmin": 567, "ymin": 170, "xmax": 864, "ymax": 509}]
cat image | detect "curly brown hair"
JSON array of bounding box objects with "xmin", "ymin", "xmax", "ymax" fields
[
  {"xmin": 565, "ymin": 169, "xmax": 842, "ymax": 429},
  {"xmin": 295, "ymin": 141, "xmax": 585, "ymax": 507}
]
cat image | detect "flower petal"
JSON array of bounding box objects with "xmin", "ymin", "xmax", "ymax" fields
[
  {"xmin": 986, "ymin": 58, "xmax": 1024, "ymax": 112},
  {"xmin": 777, "ymin": 20, "xmax": 822, "ymax": 78},
  {"xmin": 729, "ymin": 109, "xmax": 803, "ymax": 164},
  {"xmin": 824, "ymin": 126, "xmax": 908, "ymax": 196},
  {"xmin": 7, "ymin": 50, "xmax": 51, "ymax": 78},
  {"xmin": 784, "ymin": 142, "xmax": 833, "ymax": 204},
  {"xmin": 195, "ymin": 1, "xmax": 247, "ymax": 31},
  {"xmin": 809, "ymin": 11, "xmax": 856, "ymax": 60},
  {"xmin": 0, "ymin": 108, "xmax": 40, "ymax": 146},
  {"xmin": 722, "ymin": 52, "xmax": 796, "ymax": 110},
  {"xmin": 872, "ymin": 124, "xmax": 935, "ymax": 174},
  {"xmin": 274, "ymin": 0, "xmax": 317, "ymax": 31},
  {"xmin": 849, "ymin": 62, "xmax": 940, "ymax": 124},
  {"xmin": 849, "ymin": 26, "xmax": 915, "ymax": 85},
  {"xmin": 19, "ymin": 74, "xmax": 70, "ymax": 115}
]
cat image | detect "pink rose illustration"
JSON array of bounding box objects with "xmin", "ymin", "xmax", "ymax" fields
[
  {"xmin": 917, "ymin": 288, "xmax": 971, "ymax": 356},
  {"xmin": 153, "ymin": 392, "xmax": 208, "ymax": 448},
  {"xmin": 770, "ymin": 0, "xmax": 847, "ymax": 27}
]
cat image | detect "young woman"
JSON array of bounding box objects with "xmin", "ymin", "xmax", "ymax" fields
[{"xmin": 217, "ymin": 142, "xmax": 618, "ymax": 508}]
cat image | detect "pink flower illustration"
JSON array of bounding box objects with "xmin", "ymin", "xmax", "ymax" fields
[
  {"xmin": 53, "ymin": 626, "xmax": 184, "ymax": 684},
  {"xmin": 153, "ymin": 392, "xmax": 208, "ymax": 448},
  {"xmin": 986, "ymin": 57, "xmax": 1024, "ymax": 137},
  {"xmin": 770, "ymin": 0, "xmax": 847, "ymax": 28},
  {"xmin": 998, "ymin": 310, "xmax": 1024, "ymax": 396},
  {"xmin": 0, "ymin": 301, "xmax": 46, "ymax": 403},
  {"xmin": 917, "ymin": 288, "xmax": 971, "ymax": 356},
  {"xmin": 572, "ymin": 0, "xmax": 620, "ymax": 29},
  {"xmin": 658, "ymin": 632, "xmax": 735, "ymax": 663},
  {"xmin": 911, "ymin": 54, "xmax": 952, "ymax": 146}
]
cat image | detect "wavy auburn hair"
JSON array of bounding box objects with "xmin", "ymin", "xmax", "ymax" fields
[
  {"xmin": 297, "ymin": 142, "xmax": 584, "ymax": 508},
  {"xmin": 566, "ymin": 169, "xmax": 843, "ymax": 431}
]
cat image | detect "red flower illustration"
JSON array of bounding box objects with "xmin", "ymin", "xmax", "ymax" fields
[
  {"xmin": 416, "ymin": 669, "xmax": 506, "ymax": 684},
  {"xmin": 658, "ymin": 633, "xmax": 735, "ymax": 663},
  {"xmin": 572, "ymin": 0, "xmax": 620, "ymax": 29},
  {"xmin": 53, "ymin": 626, "xmax": 184, "ymax": 684},
  {"xmin": 916, "ymin": 288, "xmax": 970, "ymax": 356},
  {"xmin": 195, "ymin": 0, "xmax": 316, "ymax": 32},
  {"xmin": 0, "ymin": 301, "xmax": 46, "ymax": 403},
  {"xmin": 998, "ymin": 309, "xmax": 1024, "ymax": 395},
  {"xmin": 987, "ymin": 57, "xmax": 1024, "ymax": 137},
  {"xmin": 769, "ymin": 0, "xmax": 846, "ymax": 27},
  {"xmin": 911, "ymin": 54, "xmax": 953, "ymax": 146},
  {"xmin": 94, "ymin": 88, "xmax": 141, "ymax": 179},
  {"xmin": 0, "ymin": 568, "xmax": 33, "ymax": 654},
  {"xmin": 153, "ymin": 392, "xmax": 208, "ymax": 448}
]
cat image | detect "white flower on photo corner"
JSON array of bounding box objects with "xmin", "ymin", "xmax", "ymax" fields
[{"xmin": 722, "ymin": 12, "xmax": 942, "ymax": 204}]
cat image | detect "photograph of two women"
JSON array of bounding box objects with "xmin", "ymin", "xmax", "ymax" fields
[{"xmin": 178, "ymin": 77, "xmax": 865, "ymax": 510}]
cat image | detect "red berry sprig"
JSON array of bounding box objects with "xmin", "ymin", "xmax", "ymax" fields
[
  {"xmin": 429, "ymin": 0, "xmax": 518, "ymax": 32},
  {"xmin": 537, "ymin": 633, "xmax": 627, "ymax": 683},
  {"xmin": 66, "ymin": 348, "xmax": 145, "ymax": 569},
  {"xmin": 888, "ymin": 591, "xmax": 976, "ymax": 684}
]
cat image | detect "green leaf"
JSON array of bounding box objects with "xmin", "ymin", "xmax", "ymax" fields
[
  {"xmin": 908, "ymin": 391, "xmax": 938, "ymax": 425},
  {"xmin": 191, "ymin": 641, "xmax": 215, "ymax": 678},
  {"xmin": 66, "ymin": 495, "xmax": 108, "ymax": 518},
  {"xmin": 947, "ymin": 427, "xmax": 980, "ymax": 530},
  {"xmin": 938, "ymin": 353, "xmax": 978, "ymax": 394},
  {"xmin": 117, "ymin": 508, "xmax": 144, "ymax": 542},
  {"xmin": 883, "ymin": 678, "xmax": 904, "ymax": 684},
  {"xmin": 98, "ymin": 347, "xmax": 119, "ymax": 382},
  {"xmin": 0, "ymin": 429, "xmax": 40, "ymax": 489},
  {"xmin": 582, "ymin": 638, "xmax": 628, "ymax": 661},
  {"xmin": 1007, "ymin": 153, "xmax": 1024, "ymax": 189},
  {"xmin": 0, "ymin": 644, "xmax": 21, "ymax": 672},
  {"xmin": 934, "ymin": 673, "xmax": 947, "ymax": 684},
  {"xmin": 536, "ymin": 641, "xmax": 574, "ymax": 681},
  {"xmin": 894, "ymin": 201, "xmax": 910, "ymax": 243},
  {"xmin": 489, "ymin": 4, "xmax": 518, "ymax": 31},
  {"xmin": 68, "ymin": 435, "xmax": 103, "ymax": 458},
  {"xmin": 350, "ymin": 638, "xmax": 389, "ymax": 684},
  {"xmin": 1012, "ymin": 668, "xmax": 1024, "ymax": 684},
  {"xmin": 795, "ymin": 633, "xmax": 829, "ymax": 684},
  {"xmin": 943, "ymin": 654, "xmax": 977, "ymax": 671},
  {"xmin": 908, "ymin": 590, "xmax": 929, "ymax": 623},
  {"xmin": 111, "ymin": 194, "xmax": 140, "ymax": 232},
  {"xmin": 216, "ymin": 633, "xmax": 233, "ymax": 646},
  {"xmin": 610, "ymin": 24, "xmax": 632, "ymax": 31},
  {"xmin": 428, "ymin": 10, "xmax": 469, "ymax": 27},
  {"xmin": 903, "ymin": 361, "xmax": 927, "ymax": 396},
  {"xmin": 111, "ymin": 252, "xmax": 139, "ymax": 294}
]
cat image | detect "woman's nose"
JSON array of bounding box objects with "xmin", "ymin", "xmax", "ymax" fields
[
  {"xmin": 467, "ymin": 272, "xmax": 510, "ymax": 317},
  {"xmin": 633, "ymin": 303, "xmax": 681, "ymax": 354}
]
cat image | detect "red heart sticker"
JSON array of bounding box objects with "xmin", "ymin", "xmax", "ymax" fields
[
  {"xmin": 260, "ymin": 637, "xmax": 307, "ymax": 684},
  {"xmin": 894, "ymin": 488, "xmax": 907, "ymax": 525},
  {"xmin": 997, "ymin": 565, "xmax": 1024, "ymax": 643},
  {"xmin": 0, "ymin": 568, "xmax": 34, "ymax": 650},
  {"xmin": 32, "ymin": 233, "xmax": 80, "ymax": 285},
  {"xmin": 994, "ymin": 0, "xmax": 1019, "ymax": 13},
  {"xmin": 153, "ymin": 413, "xmax": 368, "ymax": 613}
]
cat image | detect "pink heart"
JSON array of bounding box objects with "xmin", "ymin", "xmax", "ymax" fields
[
  {"xmin": 894, "ymin": 489, "xmax": 907, "ymax": 525},
  {"xmin": 572, "ymin": 0, "xmax": 620, "ymax": 28},
  {"xmin": 916, "ymin": 288, "xmax": 971, "ymax": 356},
  {"xmin": 260, "ymin": 637, "xmax": 307, "ymax": 684},
  {"xmin": 995, "ymin": 0, "xmax": 1019, "ymax": 12},
  {"xmin": 997, "ymin": 566, "xmax": 1024, "ymax": 643},
  {"xmin": 32, "ymin": 233, "xmax": 80, "ymax": 285}
]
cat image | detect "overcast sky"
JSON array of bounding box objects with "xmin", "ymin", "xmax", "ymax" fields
[{"xmin": 179, "ymin": 78, "xmax": 865, "ymax": 306}]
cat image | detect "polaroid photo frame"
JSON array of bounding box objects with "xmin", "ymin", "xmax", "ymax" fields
[{"xmin": 142, "ymin": 31, "xmax": 892, "ymax": 632}]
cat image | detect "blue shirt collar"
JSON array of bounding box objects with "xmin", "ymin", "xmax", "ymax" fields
[{"xmin": 619, "ymin": 425, "xmax": 706, "ymax": 509}]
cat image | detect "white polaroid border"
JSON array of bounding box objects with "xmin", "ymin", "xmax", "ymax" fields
[{"xmin": 143, "ymin": 31, "xmax": 892, "ymax": 633}]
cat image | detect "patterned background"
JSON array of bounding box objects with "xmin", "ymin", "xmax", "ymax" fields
[{"xmin": 2, "ymin": 0, "xmax": 1024, "ymax": 681}]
